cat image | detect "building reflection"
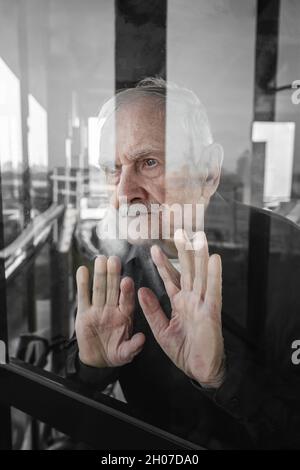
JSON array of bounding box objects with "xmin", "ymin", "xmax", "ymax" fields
[{"xmin": 1, "ymin": 0, "xmax": 300, "ymax": 450}]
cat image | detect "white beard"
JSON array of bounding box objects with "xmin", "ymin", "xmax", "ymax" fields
[{"xmin": 95, "ymin": 205, "xmax": 129, "ymax": 259}]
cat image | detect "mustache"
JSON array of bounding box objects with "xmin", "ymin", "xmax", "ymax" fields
[{"xmin": 119, "ymin": 201, "xmax": 159, "ymax": 216}]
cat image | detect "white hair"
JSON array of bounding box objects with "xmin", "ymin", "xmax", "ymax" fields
[{"xmin": 97, "ymin": 77, "xmax": 213, "ymax": 165}]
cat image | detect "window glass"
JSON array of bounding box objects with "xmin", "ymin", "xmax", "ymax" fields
[{"xmin": 1, "ymin": 0, "xmax": 300, "ymax": 450}]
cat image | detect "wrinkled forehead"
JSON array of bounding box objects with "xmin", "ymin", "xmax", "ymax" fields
[
  {"xmin": 100, "ymin": 96, "xmax": 164, "ymax": 149},
  {"xmin": 116, "ymin": 97, "xmax": 166, "ymax": 146},
  {"xmin": 99, "ymin": 95, "xmax": 189, "ymax": 166}
]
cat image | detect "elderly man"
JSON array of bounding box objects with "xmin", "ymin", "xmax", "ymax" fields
[{"xmin": 66, "ymin": 78, "xmax": 300, "ymax": 449}]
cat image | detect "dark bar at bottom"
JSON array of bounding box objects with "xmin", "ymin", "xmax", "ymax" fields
[{"xmin": 0, "ymin": 359, "xmax": 204, "ymax": 450}]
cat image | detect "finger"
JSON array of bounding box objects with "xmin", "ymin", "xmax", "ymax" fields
[
  {"xmin": 193, "ymin": 231, "xmax": 209, "ymax": 299},
  {"xmin": 106, "ymin": 256, "xmax": 121, "ymax": 306},
  {"xmin": 174, "ymin": 229, "xmax": 194, "ymax": 291},
  {"xmin": 150, "ymin": 245, "xmax": 180, "ymax": 299},
  {"xmin": 205, "ymin": 254, "xmax": 222, "ymax": 319},
  {"xmin": 138, "ymin": 287, "xmax": 169, "ymax": 342},
  {"xmin": 92, "ymin": 255, "xmax": 107, "ymax": 309},
  {"xmin": 118, "ymin": 332, "xmax": 145, "ymax": 363},
  {"xmin": 76, "ymin": 266, "xmax": 90, "ymax": 312},
  {"xmin": 119, "ymin": 276, "xmax": 135, "ymax": 316}
]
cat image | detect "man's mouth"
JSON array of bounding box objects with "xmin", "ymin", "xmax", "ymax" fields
[{"xmin": 123, "ymin": 203, "xmax": 159, "ymax": 217}]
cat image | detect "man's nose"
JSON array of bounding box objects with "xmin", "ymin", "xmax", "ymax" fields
[{"xmin": 117, "ymin": 165, "xmax": 146, "ymax": 204}]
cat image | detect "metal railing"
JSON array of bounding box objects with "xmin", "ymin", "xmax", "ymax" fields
[
  {"xmin": 0, "ymin": 358, "xmax": 204, "ymax": 450},
  {"xmin": 1, "ymin": 204, "xmax": 65, "ymax": 281}
]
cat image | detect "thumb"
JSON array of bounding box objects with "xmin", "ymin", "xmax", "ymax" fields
[{"xmin": 118, "ymin": 332, "xmax": 145, "ymax": 363}]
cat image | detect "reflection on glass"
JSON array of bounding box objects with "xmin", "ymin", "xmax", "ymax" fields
[
  {"xmin": 1, "ymin": 0, "xmax": 300, "ymax": 451},
  {"xmin": 0, "ymin": 56, "xmax": 23, "ymax": 245},
  {"xmin": 252, "ymin": 121, "xmax": 295, "ymax": 208},
  {"xmin": 28, "ymin": 94, "xmax": 48, "ymax": 169}
]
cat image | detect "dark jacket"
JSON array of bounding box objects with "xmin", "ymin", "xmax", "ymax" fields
[{"xmin": 65, "ymin": 195, "xmax": 300, "ymax": 449}]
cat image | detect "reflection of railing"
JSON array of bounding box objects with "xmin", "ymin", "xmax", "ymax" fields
[
  {"xmin": 0, "ymin": 358, "xmax": 204, "ymax": 450},
  {"xmin": 51, "ymin": 167, "xmax": 115, "ymax": 219},
  {"xmin": 0, "ymin": 204, "xmax": 64, "ymax": 280},
  {"xmin": 50, "ymin": 169, "xmax": 89, "ymax": 209},
  {"xmin": 79, "ymin": 199, "xmax": 107, "ymax": 221}
]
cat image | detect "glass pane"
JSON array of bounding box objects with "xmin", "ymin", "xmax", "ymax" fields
[{"xmin": 1, "ymin": 0, "xmax": 300, "ymax": 451}]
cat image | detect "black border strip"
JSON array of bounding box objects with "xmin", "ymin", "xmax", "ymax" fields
[{"xmin": 0, "ymin": 359, "xmax": 204, "ymax": 450}]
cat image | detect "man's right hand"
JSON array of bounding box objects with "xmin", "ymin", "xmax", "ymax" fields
[{"xmin": 75, "ymin": 255, "xmax": 145, "ymax": 368}]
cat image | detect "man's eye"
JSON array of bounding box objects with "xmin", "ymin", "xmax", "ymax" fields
[{"xmin": 144, "ymin": 159, "xmax": 158, "ymax": 168}]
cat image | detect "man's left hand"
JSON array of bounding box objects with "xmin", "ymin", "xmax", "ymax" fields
[{"xmin": 138, "ymin": 229, "xmax": 225, "ymax": 388}]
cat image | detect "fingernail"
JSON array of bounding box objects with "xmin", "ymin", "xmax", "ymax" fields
[
  {"xmin": 174, "ymin": 228, "xmax": 185, "ymax": 241},
  {"xmin": 193, "ymin": 231, "xmax": 206, "ymax": 250}
]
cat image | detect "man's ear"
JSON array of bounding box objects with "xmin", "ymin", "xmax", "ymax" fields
[{"xmin": 201, "ymin": 143, "xmax": 223, "ymax": 198}]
